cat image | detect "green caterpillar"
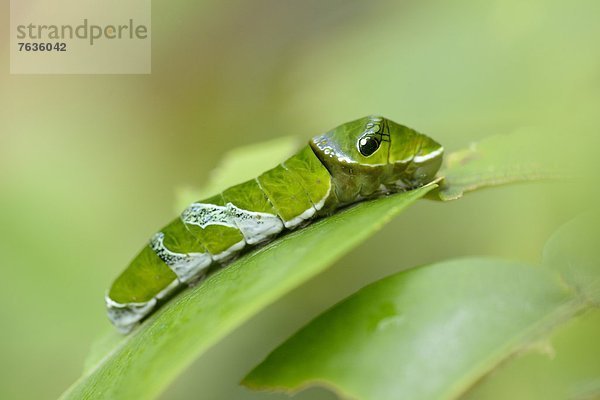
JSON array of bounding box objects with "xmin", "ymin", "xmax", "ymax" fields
[{"xmin": 106, "ymin": 116, "xmax": 443, "ymax": 332}]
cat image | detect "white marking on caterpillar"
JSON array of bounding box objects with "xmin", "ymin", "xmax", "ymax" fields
[
  {"xmin": 106, "ymin": 295, "xmax": 156, "ymax": 333},
  {"xmin": 150, "ymin": 232, "xmax": 212, "ymax": 282},
  {"xmin": 284, "ymin": 206, "xmax": 316, "ymax": 229},
  {"xmin": 413, "ymin": 147, "xmax": 444, "ymax": 163},
  {"xmin": 106, "ymin": 278, "xmax": 181, "ymax": 333},
  {"xmin": 181, "ymin": 203, "xmax": 237, "ymax": 229},
  {"xmin": 395, "ymin": 156, "xmax": 413, "ymax": 164},
  {"xmin": 181, "ymin": 202, "xmax": 284, "ymax": 245},
  {"xmin": 228, "ymin": 204, "xmax": 284, "ymax": 244}
]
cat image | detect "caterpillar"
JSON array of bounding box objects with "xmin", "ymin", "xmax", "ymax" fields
[{"xmin": 106, "ymin": 116, "xmax": 443, "ymax": 333}]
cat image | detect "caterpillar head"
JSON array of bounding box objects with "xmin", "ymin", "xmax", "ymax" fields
[{"xmin": 310, "ymin": 115, "xmax": 443, "ymax": 203}]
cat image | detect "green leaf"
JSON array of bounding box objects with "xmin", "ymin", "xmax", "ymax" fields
[
  {"xmin": 59, "ymin": 182, "xmax": 436, "ymax": 400},
  {"xmin": 243, "ymin": 258, "xmax": 575, "ymax": 400},
  {"xmin": 243, "ymin": 214, "xmax": 599, "ymax": 400},
  {"xmin": 437, "ymin": 128, "xmax": 568, "ymax": 201},
  {"xmin": 543, "ymin": 212, "xmax": 600, "ymax": 306}
]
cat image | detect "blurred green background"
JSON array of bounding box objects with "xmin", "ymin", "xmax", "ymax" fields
[{"xmin": 1, "ymin": 0, "xmax": 599, "ymax": 399}]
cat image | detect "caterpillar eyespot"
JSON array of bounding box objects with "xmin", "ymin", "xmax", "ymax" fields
[
  {"xmin": 106, "ymin": 115, "xmax": 444, "ymax": 333},
  {"xmin": 358, "ymin": 136, "xmax": 380, "ymax": 156}
]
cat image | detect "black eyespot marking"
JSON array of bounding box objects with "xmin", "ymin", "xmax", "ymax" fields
[{"xmin": 358, "ymin": 136, "xmax": 380, "ymax": 157}]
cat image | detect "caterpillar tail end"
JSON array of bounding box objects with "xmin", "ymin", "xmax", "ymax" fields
[{"xmin": 105, "ymin": 294, "xmax": 156, "ymax": 334}]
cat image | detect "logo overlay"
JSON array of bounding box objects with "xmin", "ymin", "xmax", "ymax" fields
[{"xmin": 10, "ymin": 0, "xmax": 151, "ymax": 74}]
